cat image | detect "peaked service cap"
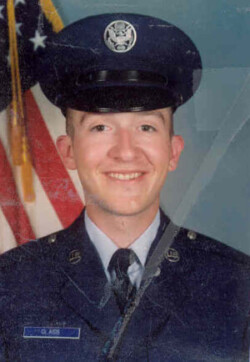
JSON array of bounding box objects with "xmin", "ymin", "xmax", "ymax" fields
[{"xmin": 37, "ymin": 13, "xmax": 202, "ymax": 113}]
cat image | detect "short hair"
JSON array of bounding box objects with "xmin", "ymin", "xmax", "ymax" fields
[{"xmin": 65, "ymin": 110, "xmax": 74, "ymax": 137}]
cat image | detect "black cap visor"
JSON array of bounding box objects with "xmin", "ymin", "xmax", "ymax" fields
[
  {"xmin": 51, "ymin": 69, "xmax": 180, "ymax": 113},
  {"xmin": 60, "ymin": 85, "xmax": 179, "ymax": 113}
]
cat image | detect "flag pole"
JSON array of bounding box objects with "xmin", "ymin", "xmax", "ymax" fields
[
  {"xmin": 7, "ymin": 0, "xmax": 22, "ymax": 166},
  {"xmin": 7, "ymin": 0, "xmax": 35, "ymax": 202}
]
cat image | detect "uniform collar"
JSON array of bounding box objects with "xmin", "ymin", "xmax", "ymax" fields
[{"xmin": 85, "ymin": 210, "xmax": 160, "ymax": 280}]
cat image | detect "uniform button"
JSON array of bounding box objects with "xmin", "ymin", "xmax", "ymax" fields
[
  {"xmin": 187, "ymin": 230, "xmax": 197, "ymax": 240},
  {"xmin": 69, "ymin": 250, "xmax": 82, "ymax": 264},
  {"xmin": 48, "ymin": 234, "xmax": 56, "ymax": 244},
  {"xmin": 165, "ymin": 248, "xmax": 180, "ymax": 263},
  {"xmin": 154, "ymin": 267, "xmax": 161, "ymax": 277}
]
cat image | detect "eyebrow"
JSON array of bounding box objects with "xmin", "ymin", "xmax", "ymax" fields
[
  {"xmin": 79, "ymin": 111, "xmax": 114, "ymax": 124},
  {"xmin": 79, "ymin": 112, "xmax": 99, "ymax": 124},
  {"xmin": 139, "ymin": 111, "xmax": 166, "ymax": 124},
  {"xmin": 79, "ymin": 113, "xmax": 89, "ymax": 124}
]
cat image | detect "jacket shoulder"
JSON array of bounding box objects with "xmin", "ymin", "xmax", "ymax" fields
[
  {"xmin": 0, "ymin": 211, "xmax": 85, "ymax": 271},
  {"xmin": 175, "ymin": 226, "xmax": 250, "ymax": 269},
  {"xmin": 0, "ymin": 232, "xmax": 58, "ymax": 271}
]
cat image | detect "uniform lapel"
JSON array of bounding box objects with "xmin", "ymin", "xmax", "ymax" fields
[
  {"xmin": 57, "ymin": 211, "xmax": 121, "ymax": 335},
  {"xmin": 131, "ymin": 244, "xmax": 193, "ymax": 336}
]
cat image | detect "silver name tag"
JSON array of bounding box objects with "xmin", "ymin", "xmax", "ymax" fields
[{"xmin": 23, "ymin": 327, "xmax": 81, "ymax": 339}]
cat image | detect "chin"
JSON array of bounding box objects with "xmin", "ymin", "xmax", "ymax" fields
[
  {"xmin": 85, "ymin": 190, "xmax": 160, "ymax": 216},
  {"xmin": 98, "ymin": 198, "xmax": 158, "ymax": 217}
]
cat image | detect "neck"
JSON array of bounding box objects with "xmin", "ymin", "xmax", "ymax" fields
[{"xmin": 85, "ymin": 204, "xmax": 159, "ymax": 248}]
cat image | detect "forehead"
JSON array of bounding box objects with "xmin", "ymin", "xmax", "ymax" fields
[{"xmin": 66, "ymin": 107, "xmax": 173, "ymax": 124}]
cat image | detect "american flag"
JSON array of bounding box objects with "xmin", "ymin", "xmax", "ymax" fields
[{"xmin": 0, "ymin": 0, "xmax": 84, "ymax": 254}]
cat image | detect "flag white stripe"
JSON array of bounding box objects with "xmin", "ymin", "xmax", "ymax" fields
[
  {"xmin": 0, "ymin": 207, "xmax": 17, "ymax": 254},
  {"xmin": 0, "ymin": 110, "xmax": 10, "ymax": 156}
]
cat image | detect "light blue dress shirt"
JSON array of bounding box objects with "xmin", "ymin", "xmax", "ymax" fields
[{"xmin": 85, "ymin": 210, "xmax": 160, "ymax": 289}]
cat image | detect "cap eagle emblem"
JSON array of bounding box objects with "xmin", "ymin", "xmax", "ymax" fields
[{"xmin": 104, "ymin": 20, "xmax": 137, "ymax": 53}]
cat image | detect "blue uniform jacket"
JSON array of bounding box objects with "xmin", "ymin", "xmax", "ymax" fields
[{"xmin": 0, "ymin": 210, "xmax": 249, "ymax": 361}]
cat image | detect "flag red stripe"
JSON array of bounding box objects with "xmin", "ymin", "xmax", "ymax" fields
[
  {"xmin": 0, "ymin": 139, "xmax": 36, "ymax": 244},
  {"xmin": 24, "ymin": 90, "xmax": 84, "ymax": 228}
]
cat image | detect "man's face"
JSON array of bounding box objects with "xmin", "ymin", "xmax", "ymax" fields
[{"xmin": 57, "ymin": 108, "xmax": 184, "ymax": 217}]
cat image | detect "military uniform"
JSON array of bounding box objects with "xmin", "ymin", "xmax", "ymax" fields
[{"xmin": 0, "ymin": 210, "xmax": 249, "ymax": 361}]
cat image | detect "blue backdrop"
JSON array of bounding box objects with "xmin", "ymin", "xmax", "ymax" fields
[{"xmin": 53, "ymin": 0, "xmax": 250, "ymax": 254}]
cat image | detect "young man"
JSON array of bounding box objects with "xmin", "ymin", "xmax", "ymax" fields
[{"xmin": 0, "ymin": 13, "xmax": 249, "ymax": 361}]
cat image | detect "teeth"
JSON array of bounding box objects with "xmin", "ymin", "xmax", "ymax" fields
[{"xmin": 109, "ymin": 172, "xmax": 142, "ymax": 180}]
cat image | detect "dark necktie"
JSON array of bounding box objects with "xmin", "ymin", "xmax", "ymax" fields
[{"xmin": 108, "ymin": 249, "xmax": 138, "ymax": 314}]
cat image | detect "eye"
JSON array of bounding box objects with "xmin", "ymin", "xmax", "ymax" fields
[
  {"xmin": 90, "ymin": 124, "xmax": 109, "ymax": 132},
  {"xmin": 140, "ymin": 124, "xmax": 157, "ymax": 132}
]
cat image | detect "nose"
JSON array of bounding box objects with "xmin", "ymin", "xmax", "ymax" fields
[{"xmin": 108, "ymin": 128, "xmax": 139, "ymax": 161}]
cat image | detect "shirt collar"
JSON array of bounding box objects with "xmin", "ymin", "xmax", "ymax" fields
[
  {"xmin": 129, "ymin": 211, "xmax": 160, "ymax": 266},
  {"xmin": 85, "ymin": 210, "xmax": 160, "ymax": 277}
]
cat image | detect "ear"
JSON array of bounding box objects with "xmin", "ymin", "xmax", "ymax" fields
[
  {"xmin": 56, "ymin": 135, "xmax": 77, "ymax": 170},
  {"xmin": 168, "ymin": 135, "xmax": 184, "ymax": 172}
]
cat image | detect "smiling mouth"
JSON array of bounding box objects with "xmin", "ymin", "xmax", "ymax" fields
[{"xmin": 107, "ymin": 172, "xmax": 143, "ymax": 180}]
